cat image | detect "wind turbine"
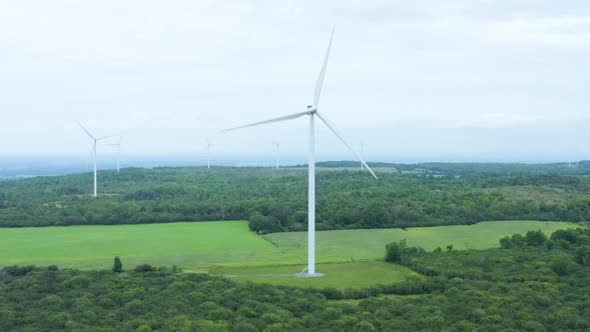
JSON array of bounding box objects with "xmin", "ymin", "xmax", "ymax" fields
[
  {"xmin": 225, "ymin": 29, "xmax": 378, "ymax": 276},
  {"xmin": 105, "ymin": 138, "xmax": 121, "ymax": 172},
  {"xmin": 78, "ymin": 123, "xmax": 113, "ymax": 197},
  {"xmin": 272, "ymin": 140, "xmax": 280, "ymax": 169},
  {"xmin": 205, "ymin": 138, "xmax": 213, "ymax": 169}
]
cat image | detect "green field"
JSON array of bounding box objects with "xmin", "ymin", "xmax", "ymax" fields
[
  {"xmin": 263, "ymin": 220, "xmax": 579, "ymax": 264},
  {"xmin": 0, "ymin": 220, "xmax": 577, "ymax": 271},
  {"xmin": 210, "ymin": 261, "xmax": 423, "ymax": 290},
  {"xmin": 0, "ymin": 221, "xmax": 276, "ymax": 269}
]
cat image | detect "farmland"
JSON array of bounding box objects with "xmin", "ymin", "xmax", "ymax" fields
[{"xmin": 0, "ymin": 219, "xmax": 577, "ymax": 288}]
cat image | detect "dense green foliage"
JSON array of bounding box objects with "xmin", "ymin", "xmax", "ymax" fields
[
  {"xmin": 2, "ymin": 228, "xmax": 589, "ymax": 331},
  {"xmin": 1, "ymin": 166, "xmax": 590, "ymax": 233}
]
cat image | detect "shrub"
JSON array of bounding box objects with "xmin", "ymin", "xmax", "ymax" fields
[
  {"xmin": 134, "ymin": 264, "xmax": 156, "ymax": 273},
  {"xmin": 113, "ymin": 257, "xmax": 123, "ymax": 273},
  {"xmin": 525, "ymin": 230, "xmax": 547, "ymax": 247},
  {"xmin": 499, "ymin": 236, "xmax": 513, "ymax": 249}
]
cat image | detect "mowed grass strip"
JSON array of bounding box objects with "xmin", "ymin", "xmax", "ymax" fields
[{"xmin": 211, "ymin": 261, "xmax": 422, "ymax": 290}]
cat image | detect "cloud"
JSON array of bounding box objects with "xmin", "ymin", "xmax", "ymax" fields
[{"xmin": 0, "ymin": 1, "xmax": 589, "ymax": 160}]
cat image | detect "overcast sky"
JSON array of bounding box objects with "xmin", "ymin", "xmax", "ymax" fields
[{"xmin": 1, "ymin": 0, "xmax": 589, "ymax": 163}]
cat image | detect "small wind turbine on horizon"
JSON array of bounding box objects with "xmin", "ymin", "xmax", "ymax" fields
[
  {"xmin": 272, "ymin": 140, "xmax": 280, "ymax": 169},
  {"xmin": 105, "ymin": 138, "xmax": 122, "ymax": 172},
  {"xmin": 78, "ymin": 123, "xmax": 113, "ymax": 197},
  {"xmin": 225, "ymin": 28, "xmax": 377, "ymax": 277},
  {"xmin": 205, "ymin": 138, "xmax": 214, "ymax": 169}
]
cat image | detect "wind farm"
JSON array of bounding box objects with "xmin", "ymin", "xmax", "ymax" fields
[{"xmin": 1, "ymin": 2, "xmax": 590, "ymax": 331}]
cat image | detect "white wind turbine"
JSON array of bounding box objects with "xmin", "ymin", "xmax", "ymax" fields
[
  {"xmin": 78, "ymin": 123, "xmax": 113, "ymax": 197},
  {"xmin": 272, "ymin": 140, "xmax": 280, "ymax": 169},
  {"xmin": 105, "ymin": 138, "xmax": 122, "ymax": 172},
  {"xmin": 205, "ymin": 138, "xmax": 214, "ymax": 169},
  {"xmin": 225, "ymin": 29, "xmax": 378, "ymax": 276}
]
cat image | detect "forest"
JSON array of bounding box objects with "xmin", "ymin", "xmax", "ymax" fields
[
  {"xmin": 1, "ymin": 165, "xmax": 590, "ymax": 233},
  {"xmin": 1, "ymin": 227, "xmax": 589, "ymax": 331}
]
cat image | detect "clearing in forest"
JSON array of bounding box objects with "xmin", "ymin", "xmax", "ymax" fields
[{"xmin": 0, "ymin": 219, "xmax": 576, "ymax": 271}]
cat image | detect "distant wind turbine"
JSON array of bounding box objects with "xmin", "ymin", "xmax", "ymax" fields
[
  {"xmin": 105, "ymin": 138, "xmax": 122, "ymax": 172},
  {"xmin": 205, "ymin": 138, "xmax": 214, "ymax": 169},
  {"xmin": 272, "ymin": 141, "xmax": 280, "ymax": 169},
  {"xmin": 225, "ymin": 28, "xmax": 378, "ymax": 276},
  {"xmin": 78, "ymin": 123, "xmax": 113, "ymax": 197}
]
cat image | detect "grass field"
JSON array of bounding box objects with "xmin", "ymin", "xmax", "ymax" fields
[
  {"xmin": 210, "ymin": 261, "xmax": 423, "ymax": 290},
  {"xmin": 0, "ymin": 221, "xmax": 276, "ymax": 269},
  {"xmin": 263, "ymin": 220, "xmax": 578, "ymax": 264},
  {"xmin": 0, "ymin": 220, "xmax": 577, "ymax": 270}
]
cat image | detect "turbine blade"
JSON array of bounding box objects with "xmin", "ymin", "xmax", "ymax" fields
[
  {"xmin": 313, "ymin": 27, "xmax": 335, "ymax": 108},
  {"xmin": 316, "ymin": 112, "xmax": 378, "ymax": 180},
  {"xmin": 77, "ymin": 122, "xmax": 96, "ymax": 140},
  {"xmin": 224, "ymin": 111, "xmax": 309, "ymax": 132},
  {"xmin": 96, "ymin": 135, "xmax": 114, "ymax": 141}
]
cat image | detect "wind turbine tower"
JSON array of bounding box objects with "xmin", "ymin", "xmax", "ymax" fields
[
  {"xmin": 106, "ymin": 140, "xmax": 121, "ymax": 172},
  {"xmin": 272, "ymin": 141, "xmax": 280, "ymax": 169},
  {"xmin": 205, "ymin": 138, "xmax": 213, "ymax": 169},
  {"xmin": 225, "ymin": 28, "xmax": 378, "ymax": 276}
]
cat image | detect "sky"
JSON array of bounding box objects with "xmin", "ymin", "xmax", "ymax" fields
[{"xmin": 1, "ymin": 0, "xmax": 589, "ymax": 163}]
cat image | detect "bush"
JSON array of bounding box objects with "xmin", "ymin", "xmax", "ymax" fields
[
  {"xmin": 3, "ymin": 265, "xmax": 36, "ymax": 276},
  {"xmin": 320, "ymin": 288, "xmax": 343, "ymax": 300},
  {"xmin": 134, "ymin": 264, "xmax": 156, "ymax": 273},
  {"xmin": 550, "ymin": 229, "xmax": 580, "ymax": 244},
  {"xmin": 385, "ymin": 242, "xmax": 403, "ymax": 263},
  {"xmin": 112, "ymin": 257, "xmax": 123, "ymax": 273},
  {"xmin": 525, "ymin": 230, "xmax": 548, "ymax": 247},
  {"xmin": 500, "ymin": 236, "xmax": 513, "ymax": 249},
  {"xmin": 511, "ymin": 234, "xmax": 526, "ymax": 248},
  {"xmin": 385, "ymin": 240, "xmax": 424, "ymax": 265}
]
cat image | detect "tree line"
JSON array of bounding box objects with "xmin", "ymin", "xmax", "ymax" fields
[{"xmin": 0, "ymin": 167, "xmax": 589, "ymax": 233}]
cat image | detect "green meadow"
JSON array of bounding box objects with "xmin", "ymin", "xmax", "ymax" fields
[
  {"xmin": 210, "ymin": 261, "xmax": 423, "ymax": 290},
  {"xmin": 263, "ymin": 220, "xmax": 579, "ymax": 264},
  {"xmin": 0, "ymin": 221, "xmax": 275, "ymax": 269},
  {"xmin": 0, "ymin": 219, "xmax": 576, "ymax": 268}
]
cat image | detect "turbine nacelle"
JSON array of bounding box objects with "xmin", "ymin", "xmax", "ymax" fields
[{"xmin": 306, "ymin": 106, "xmax": 317, "ymax": 114}]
